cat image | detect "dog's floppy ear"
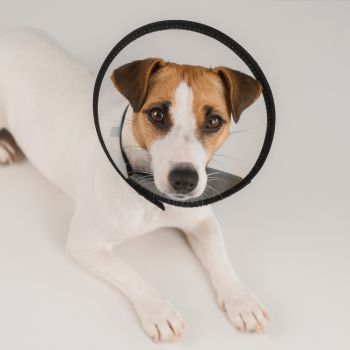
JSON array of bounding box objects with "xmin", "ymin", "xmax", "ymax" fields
[
  {"xmin": 213, "ymin": 67, "xmax": 262, "ymax": 123},
  {"xmin": 111, "ymin": 58, "xmax": 165, "ymax": 112}
]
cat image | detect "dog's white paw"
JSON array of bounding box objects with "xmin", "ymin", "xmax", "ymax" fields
[
  {"xmin": 134, "ymin": 296, "xmax": 184, "ymax": 343},
  {"xmin": 217, "ymin": 284, "xmax": 269, "ymax": 334}
]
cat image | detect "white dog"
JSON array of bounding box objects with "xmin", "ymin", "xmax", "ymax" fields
[{"xmin": 0, "ymin": 29, "xmax": 269, "ymax": 343}]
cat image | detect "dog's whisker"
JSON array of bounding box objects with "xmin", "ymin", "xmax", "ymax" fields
[
  {"xmin": 213, "ymin": 153, "xmax": 247, "ymax": 164},
  {"xmin": 125, "ymin": 150, "xmax": 149, "ymax": 154},
  {"xmin": 137, "ymin": 179, "xmax": 153, "ymax": 187},
  {"xmin": 207, "ymin": 171, "xmax": 234, "ymax": 183},
  {"xmin": 204, "ymin": 183, "xmax": 223, "ymax": 198},
  {"xmin": 136, "ymin": 175, "xmax": 158, "ymax": 188},
  {"xmin": 209, "ymin": 158, "xmax": 224, "ymax": 169},
  {"xmin": 204, "ymin": 185, "xmax": 216, "ymax": 197},
  {"xmin": 208, "ymin": 162, "xmax": 235, "ymax": 176},
  {"xmin": 207, "ymin": 170, "xmax": 229, "ymax": 176},
  {"xmin": 207, "ymin": 176, "xmax": 231, "ymax": 188},
  {"xmin": 207, "ymin": 170, "xmax": 231, "ymax": 177},
  {"xmin": 228, "ymin": 124, "xmax": 265, "ymax": 135},
  {"xmin": 208, "ymin": 171, "xmax": 238, "ymax": 180},
  {"xmin": 123, "ymin": 145, "xmax": 146, "ymax": 149},
  {"xmin": 207, "ymin": 175, "xmax": 232, "ymax": 186},
  {"xmin": 208, "ymin": 171, "xmax": 235, "ymax": 179},
  {"xmin": 138, "ymin": 174, "xmax": 154, "ymax": 180},
  {"xmin": 143, "ymin": 169, "xmax": 154, "ymax": 175},
  {"xmin": 207, "ymin": 172, "xmax": 235, "ymax": 181}
]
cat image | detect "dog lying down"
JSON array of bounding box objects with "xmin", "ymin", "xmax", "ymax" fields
[{"xmin": 0, "ymin": 29, "xmax": 269, "ymax": 343}]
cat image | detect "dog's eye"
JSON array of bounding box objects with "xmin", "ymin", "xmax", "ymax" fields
[
  {"xmin": 205, "ymin": 115, "xmax": 223, "ymax": 131},
  {"xmin": 148, "ymin": 108, "xmax": 165, "ymax": 124}
]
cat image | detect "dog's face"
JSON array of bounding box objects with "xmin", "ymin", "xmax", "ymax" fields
[{"xmin": 111, "ymin": 59, "xmax": 262, "ymax": 200}]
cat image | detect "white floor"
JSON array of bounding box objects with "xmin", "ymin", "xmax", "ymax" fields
[
  {"xmin": 1, "ymin": 161, "xmax": 349, "ymax": 350},
  {"xmin": 1, "ymin": 1, "xmax": 350, "ymax": 349}
]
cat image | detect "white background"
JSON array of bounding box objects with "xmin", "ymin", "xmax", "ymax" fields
[{"xmin": 0, "ymin": 1, "xmax": 349, "ymax": 349}]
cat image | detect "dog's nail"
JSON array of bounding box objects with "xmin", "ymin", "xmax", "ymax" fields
[
  {"xmin": 255, "ymin": 325, "xmax": 264, "ymax": 334},
  {"xmin": 172, "ymin": 327, "xmax": 179, "ymax": 338},
  {"xmin": 152, "ymin": 336, "xmax": 159, "ymax": 344},
  {"xmin": 263, "ymin": 311, "xmax": 270, "ymax": 321}
]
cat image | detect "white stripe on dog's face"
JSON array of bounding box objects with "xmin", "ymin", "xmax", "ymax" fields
[
  {"xmin": 171, "ymin": 81, "xmax": 195, "ymax": 133},
  {"xmin": 150, "ymin": 81, "xmax": 207, "ymax": 199}
]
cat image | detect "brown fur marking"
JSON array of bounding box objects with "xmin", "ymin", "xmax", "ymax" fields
[
  {"xmin": 0, "ymin": 129, "xmax": 25, "ymax": 165},
  {"xmin": 111, "ymin": 59, "xmax": 262, "ymax": 160}
]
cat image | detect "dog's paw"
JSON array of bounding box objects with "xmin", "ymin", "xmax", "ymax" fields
[
  {"xmin": 217, "ymin": 284, "xmax": 269, "ymax": 334},
  {"xmin": 134, "ymin": 296, "xmax": 184, "ymax": 343}
]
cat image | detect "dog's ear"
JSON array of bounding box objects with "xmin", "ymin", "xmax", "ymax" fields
[
  {"xmin": 111, "ymin": 58, "xmax": 165, "ymax": 112},
  {"xmin": 213, "ymin": 67, "xmax": 262, "ymax": 123}
]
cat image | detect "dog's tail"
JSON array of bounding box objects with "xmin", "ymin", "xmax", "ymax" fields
[
  {"xmin": 0, "ymin": 128, "xmax": 25, "ymax": 165},
  {"xmin": 0, "ymin": 29, "xmax": 28, "ymax": 165}
]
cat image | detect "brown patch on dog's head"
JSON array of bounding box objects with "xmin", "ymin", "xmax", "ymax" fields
[
  {"xmin": 111, "ymin": 58, "xmax": 262, "ymax": 157},
  {"xmin": 111, "ymin": 58, "xmax": 262, "ymax": 198},
  {"xmin": 213, "ymin": 67, "xmax": 262, "ymax": 123},
  {"xmin": 111, "ymin": 58, "xmax": 165, "ymax": 113}
]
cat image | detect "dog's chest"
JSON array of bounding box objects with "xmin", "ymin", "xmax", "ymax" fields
[
  {"xmin": 106, "ymin": 201, "xmax": 210, "ymax": 243},
  {"xmin": 134, "ymin": 203, "xmax": 212, "ymax": 235}
]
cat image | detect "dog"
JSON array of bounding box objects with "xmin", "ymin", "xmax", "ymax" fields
[{"xmin": 0, "ymin": 29, "xmax": 269, "ymax": 343}]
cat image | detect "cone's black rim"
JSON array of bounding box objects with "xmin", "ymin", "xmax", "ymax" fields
[{"xmin": 93, "ymin": 20, "xmax": 275, "ymax": 210}]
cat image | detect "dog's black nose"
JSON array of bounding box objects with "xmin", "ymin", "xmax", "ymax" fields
[{"xmin": 168, "ymin": 163, "xmax": 199, "ymax": 194}]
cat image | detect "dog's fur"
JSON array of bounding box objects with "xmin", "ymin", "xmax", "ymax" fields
[
  {"xmin": 0, "ymin": 29, "xmax": 269, "ymax": 342},
  {"xmin": 112, "ymin": 59, "xmax": 261, "ymax": 200}
]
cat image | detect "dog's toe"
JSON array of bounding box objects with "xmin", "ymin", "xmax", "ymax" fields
[
  {"xmin": 135, "ymin": 297, "xmax": 184, "ymax": 343},
  {"xmin": 219, "ymin": 285, "xmax": 269, "ymax": 334}
]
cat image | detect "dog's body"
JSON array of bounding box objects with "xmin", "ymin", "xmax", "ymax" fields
[{"xmin": 0, "ymin": 29, "xmax": 269, "ymax": 342}]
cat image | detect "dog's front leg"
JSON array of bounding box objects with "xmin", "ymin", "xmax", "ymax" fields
[
  {"xmin": 183, "ymin": 213, "xmax": 269, "ymax": 333},
  {"xmin": 66, "ymin": 209, "xmax": 184, "ymax": 343}
]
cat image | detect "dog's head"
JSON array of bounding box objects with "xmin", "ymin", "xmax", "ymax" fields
[{"xmin": 111, "ymin": 59, "xmax": 262, "ymax": 200}]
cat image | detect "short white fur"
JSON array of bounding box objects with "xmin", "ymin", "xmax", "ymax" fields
[
  {"xmin": 150, "ymin": 81, "xmax": 207, "ymax": 199},
  {"xmin": 0, "ymin": 29, "xmax": 269, "ymax": 342}
]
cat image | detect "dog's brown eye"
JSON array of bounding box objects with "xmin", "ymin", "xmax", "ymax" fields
[
  {"xmin": 205, "ymin": 115, "xmax": 223, "ymax": 131},
  {"xmin": 149, "ymin": 108, "xmax": 165, "ymax": 123}
]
